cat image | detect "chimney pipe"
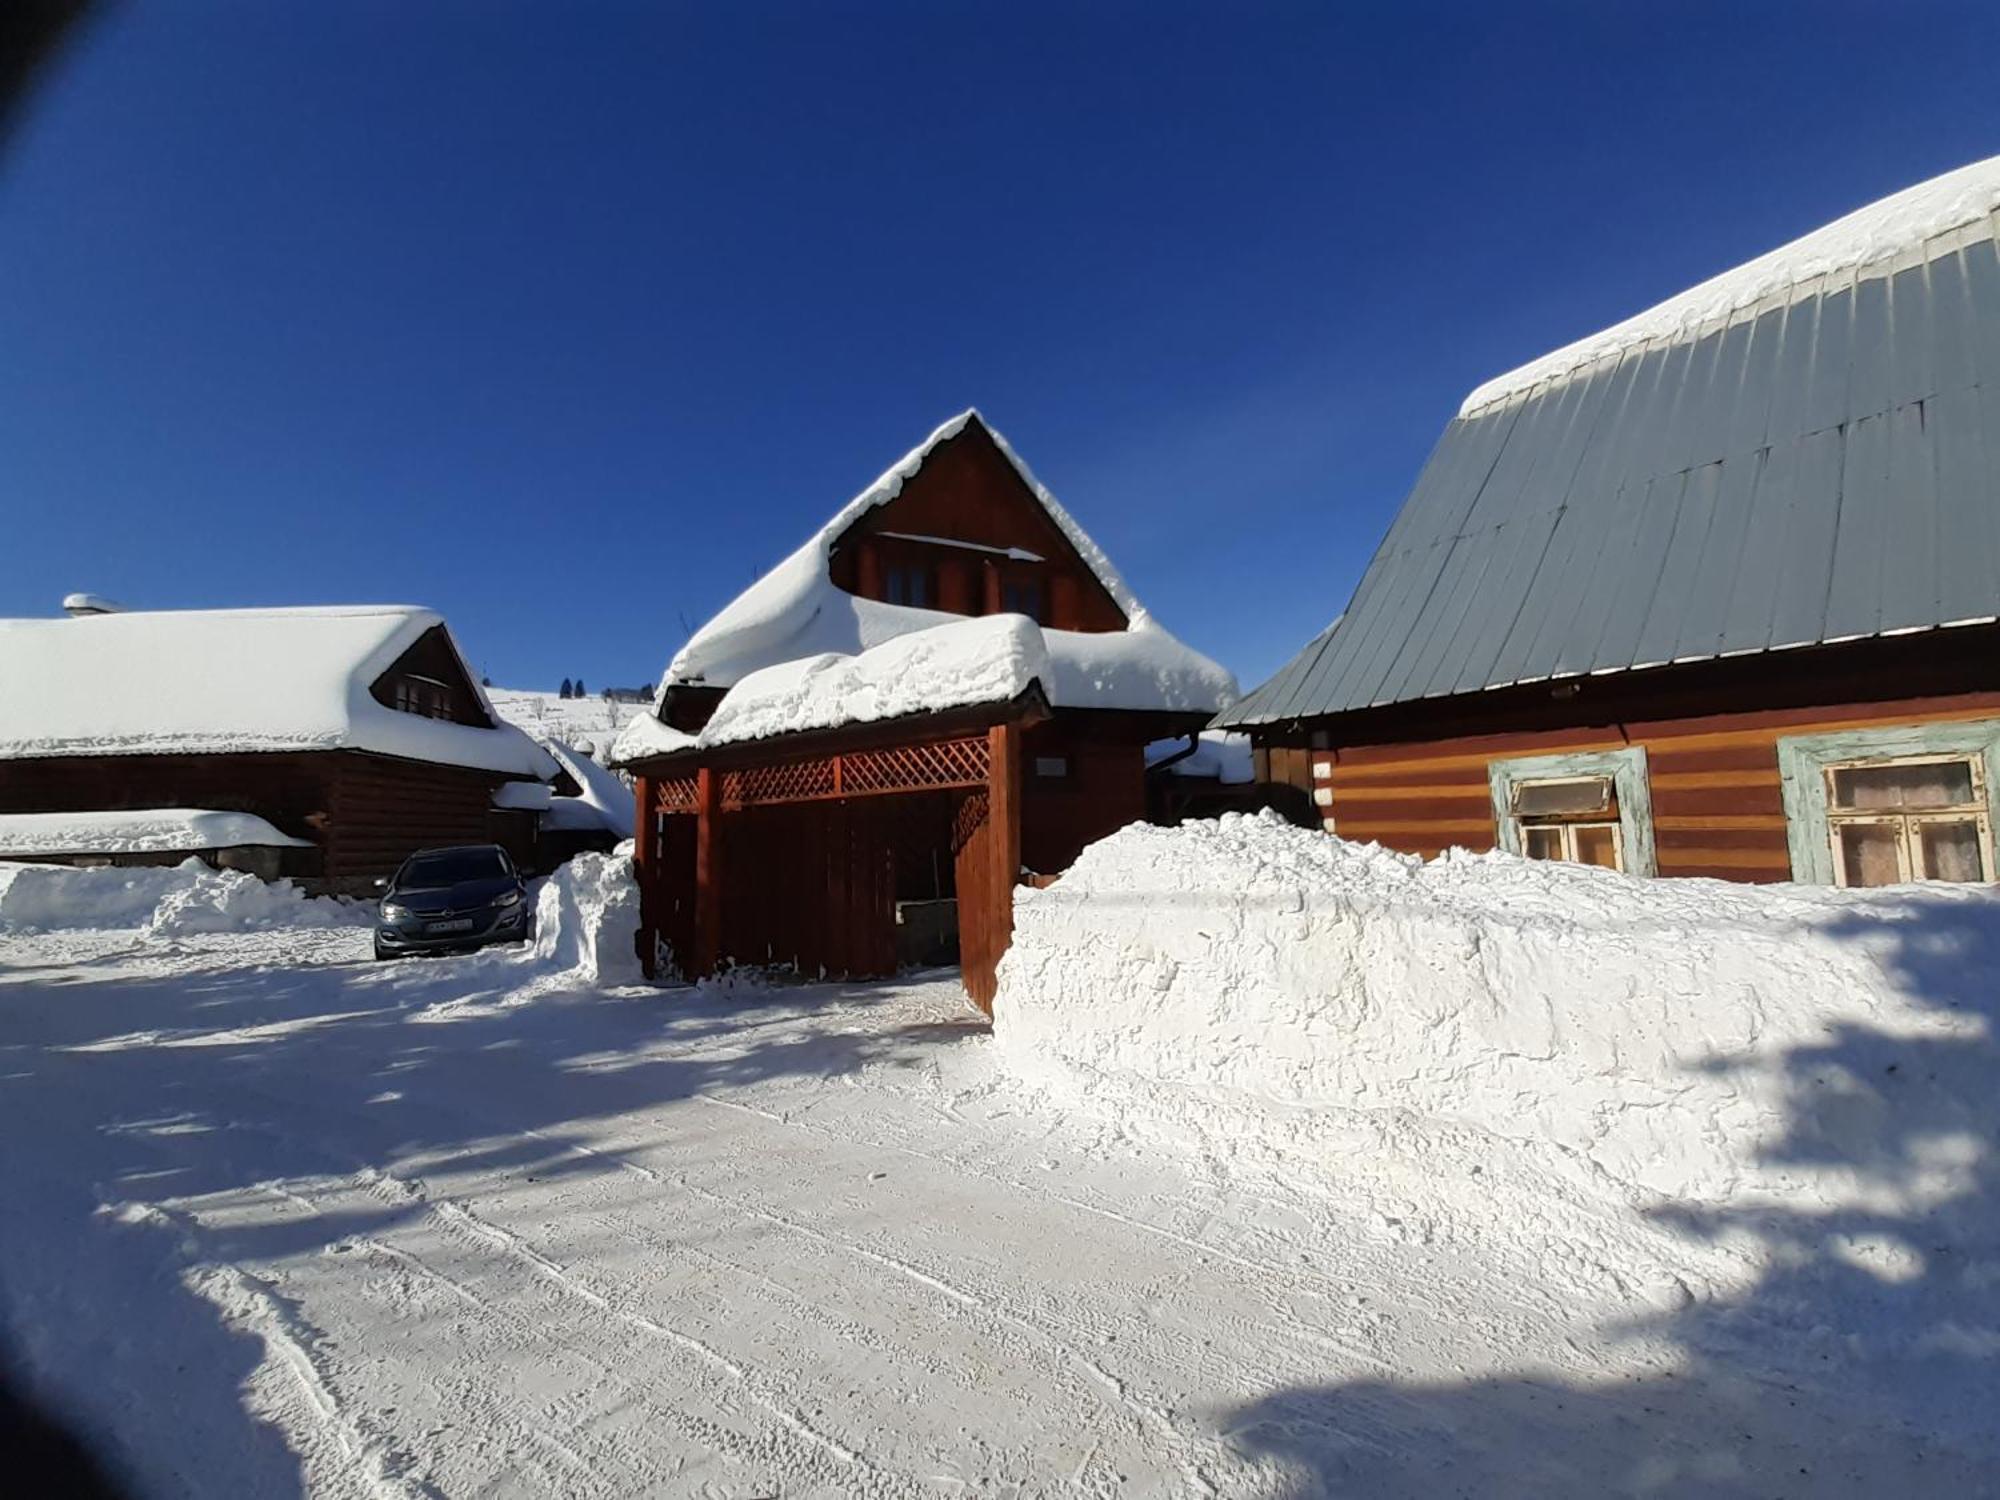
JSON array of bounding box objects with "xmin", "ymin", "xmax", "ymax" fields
[{"xmin": 62, "ymin": 593, "xmax": 125, "ymax": 617}]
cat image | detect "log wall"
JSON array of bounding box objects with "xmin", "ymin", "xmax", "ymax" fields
[{"xmin": 1318, "ymin": 692, "xmax": 2000, "ymax": 880}]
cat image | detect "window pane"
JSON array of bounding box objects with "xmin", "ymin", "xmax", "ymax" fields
[
  {"xmin": 1513, "ymin": 778, "xmax": 1615, "ymax": 817},
  {"xmin": 1002, "ymin": 579, "xmax": 1046, "ymax": 623},
  {"xmin": 1572, "ymin": 823, "xmax": 1622, "ymax": 871},
  {"xmin": 1917, "ymin": 820, "xmax": 1987, "ymax": 882},
  {"xmin": 1830, "ymin": 759, "xmax": 1977, "ymax": 811},
  {"xmin": 1521, "ymin": 826, "xmax": 1563, "ymax": 861},
  {"xmin": 1836, "ymin": 823, "xmax": 1905, "ymax": 887}
]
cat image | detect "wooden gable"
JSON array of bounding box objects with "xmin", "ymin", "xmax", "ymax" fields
[
  {"xmin": 367, "ymin": 625, "xmax": 496, "ymax": 729},
  {"xmin": 826, "ymin": 416, "xmax": 1128, "ymax": 633}
]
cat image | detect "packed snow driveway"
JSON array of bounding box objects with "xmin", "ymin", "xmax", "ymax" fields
[{"xmin": 0, "ymin": 914, "xmax": 1992, "ymax": 1494}]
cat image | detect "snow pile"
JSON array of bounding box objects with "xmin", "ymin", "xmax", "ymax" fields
[
  {"xmin": 0, "ymin": 606, "xmax": 554, "ymax": 776},
  {"xmin": 701, "ymin": 615, "xmax": 1046, "ymax": 747},
  {"xmin": 993, "ymin": 812, "xmax": 2000, "ymax": 1212},
  {"xmin": 0, "ymin": 859, "xmax": 365, "ymax": 936},
  {"xmin": 526, "ymin": 844, "xmax": 643, "ymax": 983},
  {"xmin": 1463, "ymin": 153, "xmax": 2000, "ymax": 415},
  {"xmin": 0, "ymin": 808, "xmax": 311, "ymax": 857}
]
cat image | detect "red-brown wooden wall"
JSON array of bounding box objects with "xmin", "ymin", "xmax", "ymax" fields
[{"xmin": 1318, "ymin": 692, "xmax": 2000, "ymax": 880}]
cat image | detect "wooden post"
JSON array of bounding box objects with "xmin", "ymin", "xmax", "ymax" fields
[
  {"xmin": 987, "ymin": 718, "xmax": 1022, "ymax": 976},
  {"xmin": 694, "ymin": 765, "xmax": 723, "ymax": 978},
  {"xmin": 632, "ymin": 775, "xmax": 656, "ymax": 978}
]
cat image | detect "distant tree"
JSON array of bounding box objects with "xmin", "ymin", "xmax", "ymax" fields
[
  {"xmin": 642, "ymin": 682, "xmax": 655, "ymax": 699},
  {"xmin": 481, "ymin": 675, "xmax": 492, "ymax": 688},
  {"xmin": 575, "ymin": 679, "xmax": 586, "ymax": 697},
  {"xmin": 559, "ymin": 678, "xmax": 573, "ymax": 699}
]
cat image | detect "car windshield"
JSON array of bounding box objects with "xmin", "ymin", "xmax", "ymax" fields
[{"xmin": 398, "ymin": 849, "xmax": 508, "ymax": 887}]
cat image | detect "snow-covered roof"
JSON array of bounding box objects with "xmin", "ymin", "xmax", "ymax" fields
[
  {"xmin": 1463, "ymin": 153, "xmax": 2000, "ymax": 416},
  {"xmin": 615, "ymin": 608, "xmax": 1230, "ymax": 764},
  {"xmin": 698, "ymin": 615, "xmax": 1042, "ymax": 748},
  {"xmin": 0, "ymin": 808, "xmax": 313, "ymax": 857},
  {"xmin": 617, "ymin": 410, "xmax": 1235, "ymax": 765},
  {"xmin": 544, "ymin": 739, "xmax": 635, "ymax": 838},
  {"xmin": 1145, "ymin": 730, "xmax": 1254, "ymax": 783},
  {"xmin": 0, "ymin": 606, "xmax": 555, "ymax": 778},
  {"xmin": 659, "ymin": 410, "xmax": 1225, "ymax": 694}
]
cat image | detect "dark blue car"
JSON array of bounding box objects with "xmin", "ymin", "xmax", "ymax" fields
[{"xmin": 373, "ymin": 844, "xmax": 532, "ymax": 961}]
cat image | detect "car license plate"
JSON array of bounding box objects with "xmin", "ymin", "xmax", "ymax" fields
[{"xmin": 426, "ymin": 918, "xmax": 476, "ymax": 934}]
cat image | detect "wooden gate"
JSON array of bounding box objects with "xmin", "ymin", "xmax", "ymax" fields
[{"xmin": 634, "ymin": 721, "xmax": 1024, "ymax": 1008}]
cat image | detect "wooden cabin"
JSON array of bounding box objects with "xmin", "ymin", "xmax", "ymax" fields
[
  {"xmin": 1222, "ymin": 159, "xmax": 2000, "ymax": 890},
  {"xmin": 612, "ymin": 411, "xmax": 1236, "ymax": 1006},
  {"xmin": 0, "ymin": 604, "xmax": 556, "ymax": 890}
]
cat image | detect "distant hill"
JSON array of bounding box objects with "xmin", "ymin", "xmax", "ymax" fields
[{"xmin": 485, "ymin": 688, "xmax": 647, "ymax": 765}]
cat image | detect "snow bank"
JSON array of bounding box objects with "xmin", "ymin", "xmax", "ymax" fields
[
  {"xmin": 526, "ymin": 845, "xmax": 643, "ymax": 984},
  {"xmin": 0, "ymin": 859, "xmax": 366, "ymax": 936},
  {"xmin": 993, "ymin": 813, "xmax": 2000, "ymax": 1212},
  {"xmin": 1462, "ymin": 153, "xmax": 2000, "ymax": 415}
]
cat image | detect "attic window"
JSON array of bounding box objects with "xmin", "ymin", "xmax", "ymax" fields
[
  {"xmin": 390, "ymin": 675, "xmax": 456, "ymax": 721},
  {"xmin": 885, "ymin": 564, "xmax": 932, "ymax": 608},
  {"xmin": 1002, "ymin": 577, "xmax": 1047, "ymax": 624}
]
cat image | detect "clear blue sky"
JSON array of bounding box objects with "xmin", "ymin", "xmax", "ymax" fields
[{"xmin": 4, "ymin": 2, "xmax": 1998, "ymax": 692}]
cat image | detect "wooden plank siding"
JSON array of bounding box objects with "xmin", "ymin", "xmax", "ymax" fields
[
  {"xmin": 1319, "ymin": 691, "xmax": 2000, "ymax": 880},
  {"xmin": 0, "ymin": 748, "xmax": 535, "ymax": 886},
  {"xmin": 323, "ymin": 753, "xmax": 529, "ymax": 883}
]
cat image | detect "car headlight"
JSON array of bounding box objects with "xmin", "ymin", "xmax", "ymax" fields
[
  {"xmin": 380, "ymin": 902, "xmax": 414, "ymax": 922},
  {"xmin": 494, "ymin": 889, "xmax": 522, "ymax": 908}
]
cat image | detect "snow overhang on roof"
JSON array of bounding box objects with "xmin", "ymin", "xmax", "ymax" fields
[
  {"xmin": 0, "ymin": 808, "xmax": 313, "ymax": 857},
  {"xmin": 0, "ymin": 606, "xmax": 555, "ymax": 778},
  {"xmin": 611, "ymin": 610, "xmax": 1232, "ymax": 766},
  {"xmin": 1221, "ymin": 155, "xmax": 2000, "ymax": 730},
  {"xmin": 650, "ymin": 410, "xmax": 1234, "ymax": 712},
  {"xmin": 1462, "ymin": 153, "xmax": 2000, "ymax": 416}
]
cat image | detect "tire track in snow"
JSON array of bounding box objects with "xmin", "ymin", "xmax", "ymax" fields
[
  {"xmin": 103, "ymin": 1199, "xmax": 442, "ymax": 1500},
  {"xmin": 517, "ymin": 1123, "xmax": 1224, "ymax": 1496},
  {"xmin": 345, "ymin": 1168, "xmax": 948, "ymax": 1495}
]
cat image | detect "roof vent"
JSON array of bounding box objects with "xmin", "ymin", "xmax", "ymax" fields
[{"xmin": 62, "ymin": 593, "xmax": 126, "ymax": 617}]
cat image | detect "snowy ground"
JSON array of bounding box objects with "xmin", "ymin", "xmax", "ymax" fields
[{"xmin": 3, "ymin": 915, "xmax": 1993, "ymax": 1497}]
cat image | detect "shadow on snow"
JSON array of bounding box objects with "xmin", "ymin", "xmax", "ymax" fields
[
  {"xmin": 0, "ymin": 937, "xmax": 981, "ymax": 1498},
  {"xmin": 1219, "ymin": 892, "xmax": 2000, "ymax": 1497}
]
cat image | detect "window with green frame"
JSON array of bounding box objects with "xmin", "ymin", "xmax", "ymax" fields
[
  {"xmin": 1777, "ymin": 719, "xmax": 2000, "ymax": 887},
  {"xmin": 1487, "ymin": 746, "xmax": 1657, "ymax": 876}
]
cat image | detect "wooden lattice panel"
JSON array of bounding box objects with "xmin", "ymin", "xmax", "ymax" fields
[
  {"xmin": 724, "ymin": 759, "xmax": 837, "ymax": 808},
  {"xmin": 654, "ymin": 776, "xmax": 700, "ymax": 814},
  {"xmin": 841, "ymin": 736, "xmax": 990, "ymax": 795}
]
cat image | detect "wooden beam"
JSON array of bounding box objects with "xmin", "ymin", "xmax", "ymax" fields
[
  {"xmin": 693, "ymin": 765, "xmax": 723, "ymax": 978},
  {"xmin": 632, "ymin": 775, "xmax": 656, "ymax": 979},
  {"xmin": 988, "ymin": 719, "xmax": 1022, "ymax": 984}
]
